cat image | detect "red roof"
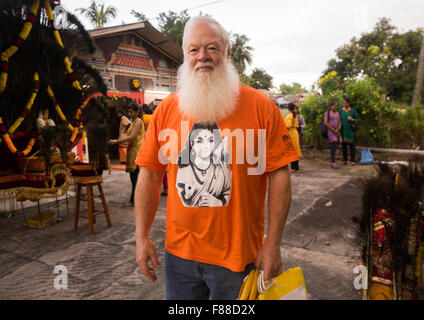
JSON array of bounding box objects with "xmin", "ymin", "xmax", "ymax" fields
[{"xmin": 113, "ymin": 53, "xmax": 153, "ymax": 70}]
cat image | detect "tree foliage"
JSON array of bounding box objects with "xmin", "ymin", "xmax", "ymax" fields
[
  {"xmin": 302, "ymin": 71, "xmax": 423, "ymax": 149},
  {"xmin": 230, "ymin": 33, "xmax": 253, "ymax": 75},
  {"xmin": 77, "ymin": 0, "xmax": 117, "ymax": 29},
  {"xmin": 279, "ymin": 82, "xmax": 308, "ymax": 95},
  {"xmin": 322, "ymin": 18, "xmax": 424, "ymax": 104},
  {"xmin": 157, "ymin": 10, "xmax": 190, "ymax": 47},
  {"xmin": 130, "ymin": 10, "xmax": 148, "ymax": 22},
  {"xmin": 249, "ymin": 68, "xmax": 273, "ymax": 90}
]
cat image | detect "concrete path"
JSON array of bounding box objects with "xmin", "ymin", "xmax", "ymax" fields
[{"xmin": 0, "ymin": 156, "xmax": 376, "ymax": 300}]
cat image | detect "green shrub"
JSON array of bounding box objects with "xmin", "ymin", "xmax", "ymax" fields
[
  {"xmin": 300, "ymin": 75, "xmax": 423, "ymax": 149},
  {"xmin": 385, "ymin": 103, "xmax": 423, "ymax": 148},
  {"xmin": 299, "ymin": 94, "xmax": 333, "ymax": 149},
  {"xmin": 318, "ymin": 71, "xmax": 342, "ymax": 96}
]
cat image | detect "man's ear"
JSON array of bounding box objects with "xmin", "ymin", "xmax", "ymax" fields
[{"xmin": 226, "ymin": 45, "xmax": 231, "ymax": 60}]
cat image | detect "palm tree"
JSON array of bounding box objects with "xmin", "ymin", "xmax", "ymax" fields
[
  {"xmin": 230, "ymin": 34, "xmax": 253, "ymax": 75},
  {"xmin": 130, "ymin": 10, "xmax": 148, "ymax": 22},
  {"xmin": 77, "ymin": 1, "xmax": 117, "ymax": 29}
]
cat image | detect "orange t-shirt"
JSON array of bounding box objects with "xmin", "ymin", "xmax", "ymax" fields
[{"xmin": 135, "ymin": 85, "xmax": 299, "ymax": 272}]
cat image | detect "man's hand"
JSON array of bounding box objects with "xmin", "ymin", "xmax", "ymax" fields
[
  {"xmin": 134, "ymin": 167, "xmax": 164, "ymax": 282},
  {"xmin": 254, "ymin": 240, "xmax": 283, "ymax": 281},
  {"xmin": 200, "ymin": 192, "xmax": 222, "ymax": 207},
  {"xmin": 136, "ymin": 238, "xmax": 160, "ymax": 282}
]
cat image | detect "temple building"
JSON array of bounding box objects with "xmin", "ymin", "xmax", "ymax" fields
[{"xmin": 87, "ymin": 21, "xmax": 183, "ymax": 105}]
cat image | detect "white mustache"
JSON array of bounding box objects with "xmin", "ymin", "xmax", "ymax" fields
[{"xmin": 195, "ymin": 62, "xmax": 214, "ymax": 70}]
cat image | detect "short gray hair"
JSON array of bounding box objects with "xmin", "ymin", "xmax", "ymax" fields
[{"xmin": 182, "ymin": 16, "xmax": 230, "ymax": 53}]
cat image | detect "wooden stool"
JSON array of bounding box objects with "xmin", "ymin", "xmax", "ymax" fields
[{"xmin": 74, "ymin": 176, "xmax": 112, "ymax": 234}]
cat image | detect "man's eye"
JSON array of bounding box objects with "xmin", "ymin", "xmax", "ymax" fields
[{"xmin": 190, "ymin": 48, "xmax": 198, "ymax": 53}]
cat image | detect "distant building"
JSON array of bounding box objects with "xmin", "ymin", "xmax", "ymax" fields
[
  {"xmin": 285, "ymin": 93, "xmax": 310, "ymax": 105},
  {"xmin": 87, "ymin": 21, "xmax": 183, "ymax": 105}
]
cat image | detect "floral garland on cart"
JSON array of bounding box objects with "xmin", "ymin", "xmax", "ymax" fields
[
  {"xmin": 0, "ymin": 0, "xmax": 109, "ymax": 205},
  {"xmin": 44, "ymin": 0, "xmax": 86, "ymax": 143},
  {"xmin": 1, "ymin": 0, "xmax": 87, "ymax": 152},
  {"xmin": 0, "ymin": 72, "xmax": 39, "ymax": 156},
  {"xmin": 0, "ymin": 0, "xmax": 40, "ymax": 93},
  {"xmin": 0, "ymin": 163, "xmax": 71, "ymax": 202}
]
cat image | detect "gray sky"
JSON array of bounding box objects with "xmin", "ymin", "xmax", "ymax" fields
[{"xmin": 62, "ymin": 0, "xmax": 424, "ymax": 91}]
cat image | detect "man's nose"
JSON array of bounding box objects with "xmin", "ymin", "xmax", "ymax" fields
[{"xmin": 198, "ymin": 47, "xmax": 210, "ymax": 62}]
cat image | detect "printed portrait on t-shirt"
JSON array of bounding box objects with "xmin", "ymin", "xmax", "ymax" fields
[{"xmin": 176, "ymin": 122, "xmax": 232, "ymax": 207}]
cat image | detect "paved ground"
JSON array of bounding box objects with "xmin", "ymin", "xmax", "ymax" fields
[{"xmin": 0, "ymin": 151, "xmax": 380, "ymax": 300}]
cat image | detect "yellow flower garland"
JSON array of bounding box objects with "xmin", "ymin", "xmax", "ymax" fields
[
  {"xmin": 45, "ymin": 0, "xmax": 86, "ymax": 144},
  {"xmin": 1, "ymin": 1, "xmax": 87, "ymax": 151},
  {"xmin": 0, "ymin": 0, "xmax": 40, "ymax": 93},
  {"xmin": 46, "ymin": 85, "xmax": 74, "ymax": 132},
  {"xmin": 0, "ymin": 117, "xmax": 36, "ymax": 156},
  {"xmin": 44, "ymin": 0, "xmax": 82, "ymax": 91},
  {"xmin": 46, "ymin": 85, "xmax": 86, "ymax": 144},
  {"xmin": 0, "ymin": 163, "xmax": 72, "ymax": 202},
  {"xmin": 8, "ymin": 72, "xmax": 40, "ymax": 134}
]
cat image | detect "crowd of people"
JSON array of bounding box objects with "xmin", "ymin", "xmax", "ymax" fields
[{"xmin": 278, "ymin": 96, "xmax": 360, "ymax": 170}]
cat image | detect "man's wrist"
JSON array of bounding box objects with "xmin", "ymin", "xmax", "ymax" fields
[
  {"xmin": 263, "ymin": 235, "xmax": 282, "ymax": 249},
  {"xmin": 136, "ymin": 231, "xmax": 151, "ymax": 242}
]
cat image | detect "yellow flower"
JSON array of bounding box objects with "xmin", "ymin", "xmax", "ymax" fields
[
  {"xmin": 331, "ymin": 71, "xmax": 337, "ymax": 76},
  {"xmin": 373, "ymin": 104, "xmax": 377, "ymax": 109},
  {"xmin": 370, "ymin": 129, "xmax": 374, "ymax": 133},
  {"xmin": 362, "ymin": 111, "xmax": 366, "ymax": 114},
  {"xmin": 352, "ymin": 92, "xmax": 355, "ymax": 95},
  {"xmin": 368, "ymin": 45, "xmax": 379, "ymax": 55}
]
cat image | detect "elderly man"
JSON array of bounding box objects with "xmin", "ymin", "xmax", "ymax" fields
[{"xmin": 134, "ymin": 16, "xmax": 298, "ymax": 300}]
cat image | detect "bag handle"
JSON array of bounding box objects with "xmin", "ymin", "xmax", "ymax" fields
[{"xmin": 257, "ymin": 270, "xmax": 274, "ymax": 294}]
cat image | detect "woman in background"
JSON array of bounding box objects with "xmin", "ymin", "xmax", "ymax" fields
[
  {"xmin": 109, "ymin": 103, "xmax": 145, "ymax": 206},
  {"xmin": 340, "ymin": 97, "xmax": 360, "ymax": 165},
  {"xmin": 324, "ymin": 101, "xmax": 341, "ymax": 169},
  {"xmin": 284, "ymin": 103, "xmax": 302, "ymax": 172},
  {"xmin": 116, "ymin": 109, "xmax": 131, "ymax": 164}
]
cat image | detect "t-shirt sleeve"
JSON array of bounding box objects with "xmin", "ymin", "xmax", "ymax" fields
[
  {"xmin": 135, "ymin": 107, "xmax": 167, "ymax": 172},
  {"xmin": 265, "ymin": 106, "xmax": 299, "ymax": 173}
]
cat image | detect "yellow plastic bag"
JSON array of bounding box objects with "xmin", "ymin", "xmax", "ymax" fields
[
  {"xmin": 237, "ymin": 268, "xmax": 259, "ymax": 300},
  {"xmin": 238, "ymin": 267, "xmax": 308, "ymax": 300}
]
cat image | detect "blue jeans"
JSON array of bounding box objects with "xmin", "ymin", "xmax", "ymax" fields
[{"xmin": 165, "ymin": 251, "xmax": 255, "ymax": 300}]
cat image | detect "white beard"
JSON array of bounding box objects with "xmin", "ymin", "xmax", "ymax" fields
[{"xmin": 177, "ymin": 59, "xmax": 240, "ymax": 123}]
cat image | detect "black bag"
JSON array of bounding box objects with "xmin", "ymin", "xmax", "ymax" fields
[
  {"xmin": 348, "ymin": 110, "xmax": 359, "ymax": 131},
  {"xmin": 320, "ymin": 111, "xmax": 330, "ymax": 139},
  {"xmin": 349, "ymin": 120, "xmax": 359, "ymax": 132}
]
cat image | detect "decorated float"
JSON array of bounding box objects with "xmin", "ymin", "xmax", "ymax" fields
[
  {"xmin": 0, "ymin": 0, "xmax": 110, "ymax": 226},
  {"xmin": 359, "ymin": 160, "xmax": 424, "ymax": 299}
]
